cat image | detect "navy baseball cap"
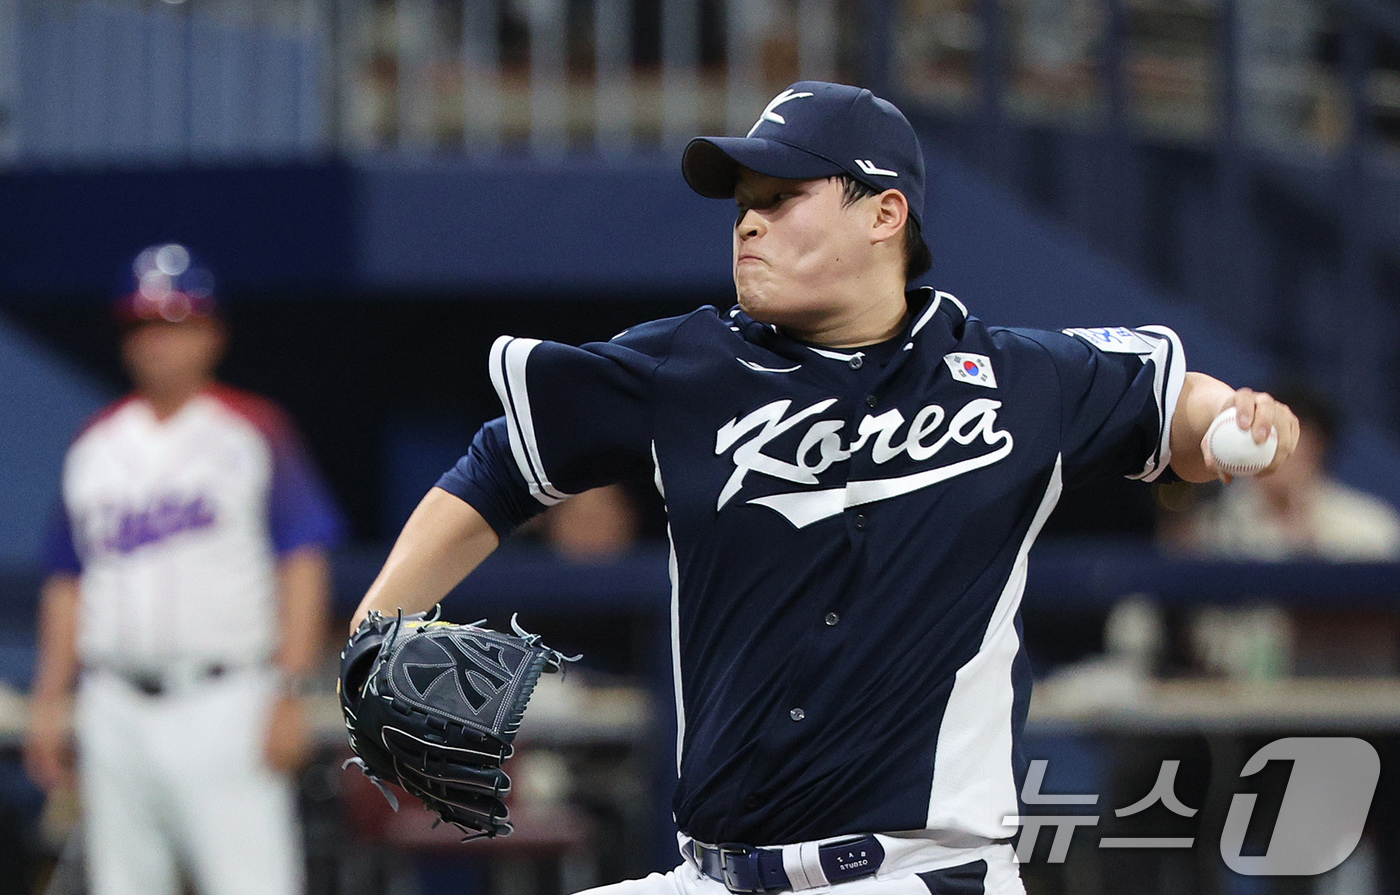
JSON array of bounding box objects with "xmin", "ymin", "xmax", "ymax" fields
[
  {"xmin": 115, "ymin": 243, "xmax": 220, "ymax": 326},
  {"xmin": 683, "ymin": 81, "xmax": 926, "ymax": 229}
]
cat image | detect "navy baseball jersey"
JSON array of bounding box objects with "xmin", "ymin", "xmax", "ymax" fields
[{"xmin": 439, "ymin": 287, "xmax": 1184, "ymax": 847}]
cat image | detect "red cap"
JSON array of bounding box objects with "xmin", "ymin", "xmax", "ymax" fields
[{"xmin": 115, "ymin": 244, "xmax": 220, "ymax": 325}]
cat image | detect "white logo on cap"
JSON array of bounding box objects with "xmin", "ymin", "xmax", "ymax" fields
[
  {"xmin": 854, "ymin": 159, "xmax": 898, "ymax": 177},
  {"xmin": 748, "ymin": 89, "xmax": 815, "ymax": 137}
]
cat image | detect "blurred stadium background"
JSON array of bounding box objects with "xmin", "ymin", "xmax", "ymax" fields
[{"xmin": 2, "ymin": 0, "xmax": 1400, "ymax": 893}]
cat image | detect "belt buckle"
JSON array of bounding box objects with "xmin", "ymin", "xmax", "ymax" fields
[
  {"xmin": 719, "ymin": 844, "xmax": 763, "ymax": 894},
  {"xmin": 132, "ymin": 673, "xmax": 164, "ymax": 696}
]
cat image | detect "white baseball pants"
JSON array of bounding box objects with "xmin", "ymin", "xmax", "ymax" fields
[
  {"xmin": 75, "ymin": 666, "xmax": 304, "ymax": 895},
  {"xmin": 577, "ymin": 837, "xmax": 1025, "ymax": 895}
]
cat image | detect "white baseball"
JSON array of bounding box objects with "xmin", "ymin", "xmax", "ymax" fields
[{"xmin": 1205, "ymin": 406, "xmax": 1277, "ymax": 476}]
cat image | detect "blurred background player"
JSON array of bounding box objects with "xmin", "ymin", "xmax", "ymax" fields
[{"xmin": 23, "ymin": 244, "xmax": 344, "ymax": 895}]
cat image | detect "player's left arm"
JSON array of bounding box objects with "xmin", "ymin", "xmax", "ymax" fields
[
  {"xmin": 258, "ymin": 402, "xmax": 344, "ymax": 774},
  {"xmin": 266, "ymin": 545, "xmax": 332, "ymax": 774},
  {"xmin": 1168, "ymin": 371, "xmax": 1300, "ymax": 483}
]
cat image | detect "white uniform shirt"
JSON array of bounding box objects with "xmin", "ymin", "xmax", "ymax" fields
[
  {"xmin": 48, "ymin": 386, "xmax": 341, "ymax": 670},
  {"xmin": 1190, "ymin": 478, "xmax": 1400, "ymax": 562}
]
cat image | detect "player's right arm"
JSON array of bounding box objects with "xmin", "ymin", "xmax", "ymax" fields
[
  {"xmin": 349, "ymin": 488, "xmax": 499, "ymax": 632},
  {"xmin": 350, "ymin": 323, "xmax": 677, "ymax": 633},
  {"xmin": 24, "ymin": 573, "xmax": 81, "ymax": 791}
]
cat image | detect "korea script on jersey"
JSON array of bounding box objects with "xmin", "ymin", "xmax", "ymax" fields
[{"xmin": 715, "ymin": 397, "xmax": 1013, "ymax": 528}]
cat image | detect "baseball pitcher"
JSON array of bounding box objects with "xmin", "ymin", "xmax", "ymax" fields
[{"xmin": 346, "ymin": 82, "xmax": 1299, "ymax": 894}]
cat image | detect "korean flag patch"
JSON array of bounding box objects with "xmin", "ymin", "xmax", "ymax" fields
[{"xmin": 943, "ymin": 352, "xmax": 997, "ymax": 388}]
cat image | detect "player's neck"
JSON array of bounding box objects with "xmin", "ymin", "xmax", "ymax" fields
[
  {"xmin": 794, "ymin": 282, "xmax": 909, "ymax": 348},
  {"xmin": 140, "ymin": 378, "xmax": 213, "ymax": 421}
]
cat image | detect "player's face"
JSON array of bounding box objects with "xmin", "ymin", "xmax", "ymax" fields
[
  {"xmin": 732, "ymin": 170, "xmax": 877, "ymax": 339},
  {"xmin": 121, "ymin": 319, "xmax": 226, "ymax": 396}
]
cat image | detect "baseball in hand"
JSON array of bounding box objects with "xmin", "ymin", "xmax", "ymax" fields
[{"xmin": 1205, "ymin": 407, "xmax": 1278, "ymax": 476}]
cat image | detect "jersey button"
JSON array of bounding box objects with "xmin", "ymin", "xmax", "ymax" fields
[
  {"xmin": 825, "ymin": 612, "xmax": 840, "ymax": 626},
  {"xmin": 849, "ymin": 355, "xmax": 864, "ymax": 370},
  {"xmin": 853, "ymin": 514, "xmax": 867, "ymax": 531},
  {"xmin": 790, "ymin": 708, "xmax": 806, "ymax": 721},
  {"xmin": 865, "ymin": 394, "xmax": 877, "ymax": 408},
  {"xmin": 743, "ymin": 794, "xmax": 759, "ymax": 810}
]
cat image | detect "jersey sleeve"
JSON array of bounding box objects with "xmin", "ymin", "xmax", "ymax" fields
[
  {"xmin": 1023, "ymin": 325, "xmax": 1185, "ymax": 487},
  {"xmin": 207, "ymin": 386, "xmax": 346, "ymax": 555},
  {"xmin": 41, "ymin": 502, "xmax": 81, "ymax": 576},
  {"xmin": 267, "ymin": 425, "xmax": 346, "ymax": 555},
  {"xmin": 436, "ymin": 321, "xmax": 674, "ymax": 537},
  {"xmin": 436, "ymin": 417, "xmax": 550, "ymax": 536}
]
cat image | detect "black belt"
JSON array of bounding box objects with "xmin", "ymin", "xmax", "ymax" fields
[
  {"xmin": 104, "ymin": 664, "xmax": 228, "ymax": 697},
  {"xmin": 688, "ymin": 836, "xmax": 885, "ymax": 893}
]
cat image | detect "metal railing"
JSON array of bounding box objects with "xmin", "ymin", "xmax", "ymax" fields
[
  {"xmin": 337, "ymin": 0, "xmax": 844, "ymax": 155},
  {"xmin": 0, "ymin": 0, "xmax": 331, "ymax": 165},
  {"xmin": 4, "ymin": 0, "xmax": 1399, "ymax": 165}
]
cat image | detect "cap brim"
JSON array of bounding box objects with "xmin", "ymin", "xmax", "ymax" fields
[
  {"xmin": 115, "ymin": 292, "xmax": 221, "ymax": 326},
  {"xmin": 683, "ymin": 137, "xmax": 847, "ymax": 198}
]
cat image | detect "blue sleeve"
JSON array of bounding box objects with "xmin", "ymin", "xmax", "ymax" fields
[
  {"xmin": 436, "ymin": 418, "xmax": 548, "ymax": 538},
  {"xmin": 42, "ymin": 503, "xmax": 81, "ymax": 576},
  {"xmin": 268, "ymin": 427, "xmax": 346, "ymax": 555},
  {"xmin": 1017, "ymin": 325, "xmax": 1185, "ymax": 488}
]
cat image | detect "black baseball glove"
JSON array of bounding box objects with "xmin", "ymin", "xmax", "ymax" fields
[{"xmin": 339, "ymin": 607, "xmax": 576, "ymax": 839}]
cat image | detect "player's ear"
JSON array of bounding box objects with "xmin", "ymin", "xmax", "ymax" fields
[{"xmin": 871, "ymin": 189, "xmax": 909, "ymax": 246}]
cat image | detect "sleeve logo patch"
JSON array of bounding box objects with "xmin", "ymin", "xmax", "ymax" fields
[
  {"xmin": 1063, "ymin": 327, "xmax": 1158, "ymax": 356},
  {"xmin": 943, "ymin": 352, "xmax": 997, "ymax": 388}
]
